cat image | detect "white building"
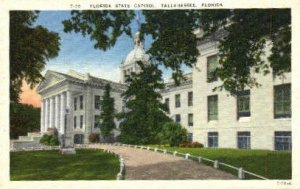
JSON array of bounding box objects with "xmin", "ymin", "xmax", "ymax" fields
[
  {"xmin": 191, "ymin": 31, "xmax": 291, "ymax": 151},
  {"xmin": 38, "ymin": 31, "xmax": 291, "ymax": 150},
  {"xmin": 160, "ymin": 74, "xmax": 193, "ymax": 140}
]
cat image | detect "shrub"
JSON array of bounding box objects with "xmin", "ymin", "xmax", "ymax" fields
[
  {"xmin": 40, "ymin": 134, "xmax": 60, "ymax": 146},
  {"xmin": 40, "ymin": 134, "xmax": 51, "ymax": 145},
  {"xmin": 179, "ymin": 141, "xmax": 191, "ymax": 147},
  {"xmin": 157, "ymin": 122, "xmax": 187, "ymax": 147},
  {"xmin": 49, "ymin": 135, "xmax": 60, "ymax": 146},
  {"xmin": 191, "ymin": 142, "xmax": 204, "ymax": 148},
  {"xmin": 179, "ymin": 141, "xmax": 204, "ymax": 148},
  {"xmin": 89, "ymin": 133, "xmax": 100, "ymax": 143}
]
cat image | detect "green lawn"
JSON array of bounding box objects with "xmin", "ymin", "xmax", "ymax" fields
[
  {"xmin": 148, "ymin": 145, "xmax": 291, "ymax": 180},
  {"xmin": 10, "ymin": 149, "xmax": 120, "ymax": 180}
]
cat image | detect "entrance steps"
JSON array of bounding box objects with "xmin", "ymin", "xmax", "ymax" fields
[{"xmin": 11, "ymin": 132, "xmax": 43, "ymax": 150}]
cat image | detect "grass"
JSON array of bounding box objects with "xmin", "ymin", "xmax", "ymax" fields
[
  {"xmin": 10, "ymin": 149, "xmax": 120, "ymax": 180},
  {"xmin": 148, "ymin": 145, "xmax": 291, "ymax": 180}
]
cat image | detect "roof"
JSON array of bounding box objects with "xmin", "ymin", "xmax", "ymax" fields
[{"xmin": 38, "ymin": 70, "xmax": 126, "ymax": 93}]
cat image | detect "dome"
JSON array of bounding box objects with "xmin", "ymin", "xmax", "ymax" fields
[
  {"xmin": 123, "ymin": 32, "xmax": 150, "ymax": 65},
  {"xmin": 123, "ymin": 46, "xmax": 149, "ymax": 65}
]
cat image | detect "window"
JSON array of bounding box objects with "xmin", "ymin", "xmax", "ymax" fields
[
  {"xmin": 175, "ymin": 94, "xmax": 181, "ymax": 108},
  {"xmin": 237, "ymin": 132, "xmax": 251, "ymax": 149},
  {"xmin": 74, "ymin": 116, "xmax": 77, "ymax": 129},
  {"xmin": 237, "ymin": 90, "xmax": 250, "ymax": 118},
  {"xmin": 188, "ymin": 92, "xmax": 193, "ymax": 106},
  {"xmin": 207, "ymin": 55, "xmax": 218, "ymax": 82},
  {"xmin": 94, "ymin": 115, "xmax": 101, "ymax": 128},
  {"xmin": 175, "ymin": 114, "xmax": 181, "ymax": 123},
  {"xmin": 79, "ymin": 95, "xmax": 84, "ymax": 110},
  {"xmin": 188, "ymin": 133, "xmax": 193, "ymax": 142},
  {"xmin": 188, "ymin": 113, "xmax": 193, "ymax": 126},
  {"xmin": 74, "ymin": 98, "xmax": 77, "ymax": 111},
  {"xmin": 80, "ymin": 115, "xmax": 83, "ymax": 129},
  {"xmin": 165, "ymin": 98, "xmax": 170, "ymax": 113},
  {"xmin": 208, "ymin": 132, "xmax": 218, "ymax": 147},
  {"xmin": 274, "ymin": 84, "xmax": 291, "ymax": 118},
  {"xmin": 275, "ymin": 131, "xmax": 292, "ymax": 151},
  {"xmin": 95, "ymin": 95, "xmax": 101, "ymax": 110},
  {"xmin": 208, "ymin": 95, "xmax": 218, "ymax": 121},
  {"xmin": 74, "ymin": 134, "xmax": 84, "ymax": 144}
]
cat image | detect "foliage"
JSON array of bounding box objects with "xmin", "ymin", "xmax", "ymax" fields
[
  {"xmin": 63, "ymin": 10, "xmax": 134, "ymax": 51},
  {"xmin": 117, "ymin": 61, "xmax": 171, "ymax": 145},
  {"xmin": 148, "ymin": 145, "xmax": 291, "ymax": 179},
  {"xmin": 49, "ymin": 135, "xmax": 60, "ymax": 146},
  {"xmin": 39, "ymin": 134, "xmax": 59, "ymax": 146},
  {"xmin": 63, "ymin": 9, "xmax": 290, "ymax": 94},
  {"xmin": 99, "ymin": 84, "xmax": 116, "ymax": 141},
  {"xmin": 157, "ymin": 122, "xmax": 187, "ymax": 147},
  {"xmin": 10, "ymin": 102, "xmax": 40, "ymax": 139},
  {"xmin": 39, "ymin": 134, "xmax": 51, "ymax": 145},
  {"xmin": 40, "ymin": 128, "xmax": 59, "ymax": 146},
  {"xmin": 140, "ymin": 10, "xmax": 199, "ymax": 85},
  {"xmin": 10, "ymin": 149, "xmax": 120, "ymax": 180},
  {"xmin": 10, "ymin": 11, "xmax": 60, "ymax": 102},
  {"xmin": 199, "ymin": 9, "xmax": 291, "ymax": 94},
  {"xmin": 88, "ymin": 133, "xmax": 100, "ymax": 143},
  {"xmin": 179, "ymin": 141, "xmax": 204, "ymax": 148}
]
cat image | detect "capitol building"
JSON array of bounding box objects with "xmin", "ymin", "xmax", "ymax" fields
[{"xmin": 37, "ymin": 31, "xmax": 291, "ymax": 151}]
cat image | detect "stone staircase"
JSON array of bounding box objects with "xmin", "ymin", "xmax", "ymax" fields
[{"xmin": 10, "ymin": 132, "xmax": 43, "ymax": 150}]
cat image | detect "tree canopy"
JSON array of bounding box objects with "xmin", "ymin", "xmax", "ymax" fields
[
  {"xmin": 200, "ymin": 9, "xmax": 291, "ymax": 94},
  {"xmin": 117, "ymin": 61, "xmax": 171, "ymax": 144},
  {"xmin": 10, "ymin": 102, "xmax": 40, "ymax": 139},
  {"xmin": 10, "ymin": 11, "xmax": 60, "ymax": 102},
  {"xmin": 63, "ymin": 9, "xmax": 290, "ymax": 94}
]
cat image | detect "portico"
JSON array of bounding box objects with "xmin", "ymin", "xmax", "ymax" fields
[{"xmin": 40, "ymin": 91, "xmax": 72, "ymax": 135}]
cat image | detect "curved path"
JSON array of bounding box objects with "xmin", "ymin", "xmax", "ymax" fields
[{"xmin": 98, "ymin": 144, "xmax": 236, "ymax": 180}]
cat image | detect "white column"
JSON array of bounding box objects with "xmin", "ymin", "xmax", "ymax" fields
[
  {"xmin": 67, "ymin": 91, "xmax": 72, "ymax": 110},
  {"xmin": 40, "ymin": 100, "xmax": 44, "ymax": 133},
  {"xmin": 49, "ymin": 97, "xmax": 54, "ymax": 128},
  {"xmin": 45, "ymin": 99, "xmax": 49, "ymax": 131},
  {"xmin": 60, "ymin": 93, "xmax": 66, "ymax": 134},
  {"xmin": 55, "ymin": 95, "xmax": 60, "ymax": 131}
]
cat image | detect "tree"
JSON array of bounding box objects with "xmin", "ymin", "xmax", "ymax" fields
[
  {"xmin": 100, "ymin": 84, "xmax": 116, "ymax": 142},
  {"xmin": 63, "ymin": 10, "xmax": 134, "ymax": 51},
  {"xmin": 10, "ymin": 11, "xmax": 60, "ymax": 102},
  {"xmin": 199, "ymin": 9, "xmax": 291, "ymax": 94},
  {"xmin": 63, "ymin": 9, "xmax": 290, "ymax": 94},
  {"xmin": 10, "ymin": 102, "xmax": 40, "ymax": 139},
  {"xmin": 117, "ymin": 61, "xmax": 171, "ymax": 144}
]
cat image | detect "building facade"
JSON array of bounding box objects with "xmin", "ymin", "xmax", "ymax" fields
[
  {"xmin": 38, "ymin": 70, "xmax": 125, "ymax": 146},
  {"xmin": 38, "ymin": 32, "xmax": 291, "ymax": 150},
  {"xmin": 192, "ymin": 32, "xmax": 291, "ymax": 150},
  {"xmin": 161, "ymin": 74, "xmax": 194, "ymax": 141}
]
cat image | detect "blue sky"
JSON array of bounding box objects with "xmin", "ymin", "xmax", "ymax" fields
[{"xmin": 36, "ymin": 11, "xmax": 191, "ymax": 82}]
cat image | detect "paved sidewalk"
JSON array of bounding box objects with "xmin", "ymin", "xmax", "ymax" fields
[{"xmin": 98, "ymin": 145, "xmax": 236, "ymax": 180}]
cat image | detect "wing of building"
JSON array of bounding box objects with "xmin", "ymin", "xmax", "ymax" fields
[{"xmin": 38, "ymin": 31, "xmax": 291, "ymax": 150}]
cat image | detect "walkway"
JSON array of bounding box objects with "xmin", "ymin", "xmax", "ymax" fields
[{"xmin": 98, "ymin": 144, "xmax": 236, "ymax": 180}]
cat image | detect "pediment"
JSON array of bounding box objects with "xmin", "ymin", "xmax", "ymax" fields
[{"xmin": 37, "ymin": 71, "xmax": 66, "ymax": 92}]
